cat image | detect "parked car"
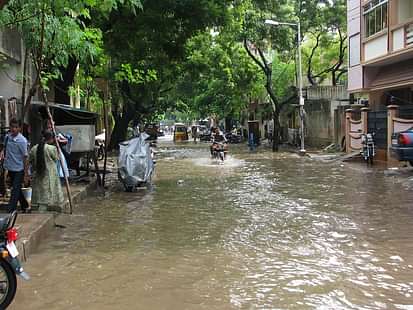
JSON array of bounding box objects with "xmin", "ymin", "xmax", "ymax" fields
[
  {"xmin": 173, "ymin": 123, "xmax": 189, "ymax": 142},
  {"xmin": 390, "ymin": 127, "xmax": 413, "ymax": 165},
  {"xmin": 199, "ymin": 128, "xmax": 212, "ymax": 142}
]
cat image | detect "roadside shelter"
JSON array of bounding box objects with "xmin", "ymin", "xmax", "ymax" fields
[{"xmin": 29, "ymin": 101, "xmax": 98, "ymax": 160}]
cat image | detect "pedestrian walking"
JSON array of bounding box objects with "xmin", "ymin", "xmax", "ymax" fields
[
  {"xmin": 248, "ymin": 132, "xmax": 256, "ymax": 151},
  {"xmin": 29, "ymin": 130, "xmax": 64, "ymax": 211},
  {"xmin": 0, "ymin": 118, "xmax": 29, "ymax": 213},
  {"xmin": 192, "ymin": 126, "xmax": 198, "ymax": 142}
]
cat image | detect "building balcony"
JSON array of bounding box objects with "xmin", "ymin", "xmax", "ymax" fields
[{"xmin": 362, "ymin": 21, "xmax": 413, "ymax": 68}]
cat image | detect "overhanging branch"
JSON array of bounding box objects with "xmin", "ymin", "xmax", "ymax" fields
[{"xmin": 243, "ymin": 39, "xmax": 266, "ymax": 73}]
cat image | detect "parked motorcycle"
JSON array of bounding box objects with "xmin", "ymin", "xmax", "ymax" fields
[
  {"xmin": 225, "ymin": 132, "xmax": 242, "ymax": 144},
  {"xmin": 0, "ymin": 211, "xmax": 30, "ymax": 308},
  {"xmin": 361, "ymin": 132, "xmax": 376, "ymax": 165}
]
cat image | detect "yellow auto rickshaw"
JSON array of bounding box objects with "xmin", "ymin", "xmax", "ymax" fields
[{"xmin": 173, "ymin": 123, "xmax": 189, "ymax": 142}]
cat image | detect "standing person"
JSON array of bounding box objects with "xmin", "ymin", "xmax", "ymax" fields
[
  {"xmin": 0, "ymin": 119, "xmax": 29, "ymax": 213},
  {"xmin": 248, "ymin": 131, "xmax": 256, "ymax": 151},
  {"xmin": 29, "ymin": 130, "xmax": 64, "ymax": 211},
  {"xmin": 192, "ymin": 126, "xmax": 198, "ymax": 142}
]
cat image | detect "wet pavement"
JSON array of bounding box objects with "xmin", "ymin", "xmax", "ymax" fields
[{"xmin": 11, "ymin": 139, "xmax": 413, "ymax": 309}]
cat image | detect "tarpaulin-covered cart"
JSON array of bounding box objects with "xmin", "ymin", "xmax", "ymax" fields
[{"xmin": 118, "ymin": 133, "xmax": 154, "ymax": 192}]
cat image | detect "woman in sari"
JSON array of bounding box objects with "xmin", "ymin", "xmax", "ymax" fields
[{"xmin": 29, "ymin": 131, "xmax": 64, "ymax": 211}]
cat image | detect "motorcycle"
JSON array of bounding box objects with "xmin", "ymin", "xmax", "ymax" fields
[
  {"xmin": 361, "ymin": 132, "xmax": 376, "ymax": 165},
  {"xmin": 94, "ymin": 139, "xmax": 105, "ymax": 161},
  {"xmin": 0, "ymin": 211, "xmax": 30, "ymax": 308},
  {"xmin": 210, "ymin": 141, "xmax": 228, "ymax": 162},
  {"xmin": 225, "ymin": 132, "xmax": 242, "ymax": 144}
]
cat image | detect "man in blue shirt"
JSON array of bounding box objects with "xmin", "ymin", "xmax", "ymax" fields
[{"xmin": 1, "ymin": 119, "xmax": 29, "ymax": 212}]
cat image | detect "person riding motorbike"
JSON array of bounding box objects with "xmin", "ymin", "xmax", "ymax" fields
[
  {"xmin": 211, "ymin": 128, "xmax": 226, "ymax": 142},
  {"xmin": 210, "ymin": 128, "xmax": 228, "ymax": 158}
]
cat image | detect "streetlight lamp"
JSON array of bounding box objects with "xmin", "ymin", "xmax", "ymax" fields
[{"xmin": 265, "ymin": 19, "xmax": 306, "ymax": 155}]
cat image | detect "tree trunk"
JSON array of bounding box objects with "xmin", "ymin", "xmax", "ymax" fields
[
  {"xmin": 21, "ymin": 47, "xmax": 28, "ymax": 106},
  {"xmin": 272, "ymin": 111, "xmax": 280, "ymax": 152},
  {"xmin": 54, "ymin": 58, "xmax": 78, "ymax": 105},
  {"xmin": 108, "ymin": 106, "xmax": 134, "ymax": 150},
  {"xmin": 225, "ymin": 117, "xmax": 232, "ymax": 131},
  {"xmin": 332, "ymin": 70, "xmax": 337, "ymax": 86}
]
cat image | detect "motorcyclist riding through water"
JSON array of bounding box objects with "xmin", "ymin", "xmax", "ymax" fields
[{"xmin": 210, "ymin": 128, "xmax": 228, "ymax": 161}]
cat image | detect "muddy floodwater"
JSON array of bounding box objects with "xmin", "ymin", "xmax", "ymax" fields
[{"xmin": 12, "ymin": 141, "xmax": 413, "ymax": 309}]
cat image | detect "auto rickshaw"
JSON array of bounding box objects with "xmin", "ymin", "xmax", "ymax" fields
[{"xmin": 173, "ymin": 123, "xmax": 189, "ymax": 142}]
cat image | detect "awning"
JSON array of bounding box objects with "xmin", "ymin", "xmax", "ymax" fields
[{"xmin": 31, "ymin": 101, "xmax": 98, "ymax": 125}]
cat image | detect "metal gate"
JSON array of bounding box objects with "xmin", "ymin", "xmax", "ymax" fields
[
  {"xmin": 367, "ymin": 111, "xmax": 387, "ymax": 149},
  {"xmin": 398, "ymin": 106, "xmax": 413, "ymax": 119}
]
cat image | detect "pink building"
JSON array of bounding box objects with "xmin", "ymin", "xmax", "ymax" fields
[
  {"xmin": 347, "ymin": 0, "xmax": 413, "ymax": 160},
  {"xmin": 348, "ymin": 0, "xmax": 413, "ymax": 106}
]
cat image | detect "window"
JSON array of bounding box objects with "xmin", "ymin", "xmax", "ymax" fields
[
  {"xmin": 349, "ymin": 34, "xmax": 360, "ymax": 67},
  {"xmin": 363, "ymin": 0, "xmax": 388, "ymax": 38}
]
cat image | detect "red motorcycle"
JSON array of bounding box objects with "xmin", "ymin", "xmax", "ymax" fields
[{"xmin": 0, "ymin": 211, "xmax": 30, "ymax": 308}]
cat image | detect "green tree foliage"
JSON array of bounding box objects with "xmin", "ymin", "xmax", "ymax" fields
[
  {"xmin": 95, "ymin": 0, "xmax": 229, "ymax": 148},
  {"xmin": 232, "ymin": 0, "xmax": 347, "ymax": 150},
  {"xmin": 0, "ymin": 0, "xmax": 348, "ymax": 150},
  {"xmin": 0, "ymin": 0, "xmax": 141, "ymax": 112},
  {"xmin": 238, "ymin": 0, "xmax": 299, "ymax": 151},
  {"xmin": 175, "ymin": 30, "xmax": 263, "ymax": 122},
  {"xmin": 299, "ymin": 0, "xmax": 347, "ymax": 85}
]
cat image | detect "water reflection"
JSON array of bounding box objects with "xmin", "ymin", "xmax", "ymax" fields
[{"xmin": 12, "ymin": 142, "xmax": 413, "ymax": 310}]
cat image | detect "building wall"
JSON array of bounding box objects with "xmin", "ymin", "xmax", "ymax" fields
[
  {"xmin": 304, "ymin": 99, "xmax": 334, "ymax": 147},
  {"xmin": 348, "ymin": 0, "xmax": 363, "ymax": 91},
  {"xmin": 0, "ymin": 28, "xmax": 23, "ymax": 100},
  {"xmin": 348, "ymin": 0, "xmax": 413, "ymax": 91},
  {"xmin": 0, "ymin": 29, "xmax": 37, "ymax": 125},
  {"xmin": 300, "ymin": 86, "xmax": 351, "ymax": 147},
  {"xmin": 0, "ymin": 57, "xmax": 23, "ymax": 100},
  {"xmin": 364, "ymin": 34, "xmax": 388, "ymax": 61}
]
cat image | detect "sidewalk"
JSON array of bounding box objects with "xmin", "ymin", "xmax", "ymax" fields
[{"xmin": 13, "ymin": 180, "xmax": 96, "ymax": 262}]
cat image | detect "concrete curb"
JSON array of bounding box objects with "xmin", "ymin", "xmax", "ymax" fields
[
  {"xmin": 62, "ymin": 181, "xmax": 97, "ymax": 213},
  {"xmin": 16, "ymin": 214, "xmax": 55, "ymax": 262},
  {"xmin": 15, "ymin": 180, "xmax": 97, "ymax": 261}
]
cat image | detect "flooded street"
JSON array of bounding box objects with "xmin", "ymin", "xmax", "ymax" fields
[{"xmin": 12, "ymin": 141, "xmax": 413, "ymax": 310}]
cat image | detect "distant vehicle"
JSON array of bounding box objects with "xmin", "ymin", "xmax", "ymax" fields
[
  {"xmin": 199, "ymin": 127, "xmax": 212, "ymax": 142},
  {"xmin": 225, "ymin": 131, "xmax": 242, "ymax": 144},
  {"xmin": 193, "ymin": 125, "xmax": 208, "ymax": 135},
  {"xmin": 391, "ymin": 127, "xmax": 413, "ymax": 165},
  {"xmin": 173, "ymin": 123, "xmax": 189, "ymax": 142},
  {"xmin": 144, "ymin": 124, "xmax": 159, "ymax": 140},
  {"xmin": 95, "ymin": 132, "xmax": 106, "ymax": 160}
]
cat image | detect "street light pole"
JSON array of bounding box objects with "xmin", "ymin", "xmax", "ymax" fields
[
  {"xmin": 297, "ymin": 20, "xmax": 305, "ymax": 155},
  {"xmin": 265, "ymin": 19, "xmax": 306, "ymax": 155}
]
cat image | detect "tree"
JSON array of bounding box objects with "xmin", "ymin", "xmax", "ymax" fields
[
  {"xmin": 299, "ymin": 0, "xmax": 347, "ymax": 86},
  {"xmin": 238, "ymin": 0, "xmax": 299, "ymax": 151},
  {"xmin": 96, "ymin": 0, "xmax": 230, "ymax": 148},
  {"xmin": 0, "ymin": 0, "xmax": 142, "ymax": 116},
  {"xmin": 174, "ymin": 30, "xmax": 263, "ymax": 124}
]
